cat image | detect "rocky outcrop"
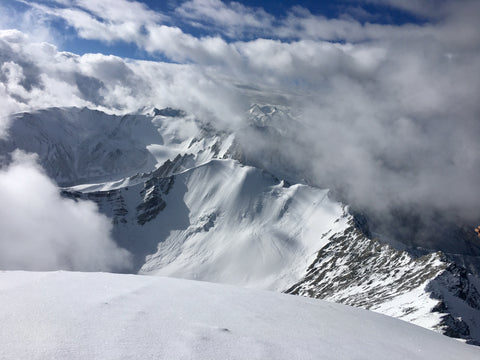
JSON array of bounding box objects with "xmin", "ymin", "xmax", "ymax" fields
[
  {"xmin": 427, "ymin": 264, "xmax": 480, "ymax": 344},
  {"xmin": 136, "ymin": 176, "xmax": 173, "ymax": 225}
]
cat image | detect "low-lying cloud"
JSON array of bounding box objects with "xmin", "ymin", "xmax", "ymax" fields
[{"xmin": 0, "ymin": 150, "xmax": 132, "ymax": 271}]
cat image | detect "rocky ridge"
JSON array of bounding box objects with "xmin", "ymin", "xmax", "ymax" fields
[{"xmin": 286, "ymin": 221, "xmax": 480, "ymax": 344}]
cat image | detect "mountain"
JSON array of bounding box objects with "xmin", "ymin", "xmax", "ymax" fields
[
  {"xmin": 2, "ymin": 105, "xmax": 480, "ymax": 344},
  {"xmin": 65, "ymin": 157, "xmax": 349, "ymax": 291},
  {"xmin": 2, "ymin": 271, "xmax": 479, "ymax": 360}
]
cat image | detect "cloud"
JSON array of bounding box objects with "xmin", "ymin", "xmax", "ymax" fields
[
  {"xmin": 22, "ymin": 0, "xmax": 164, "ymax": 44},
  {"xmin": 175, "ymin": 0, "xmax": 274, "ymax": 38},
  {"xmin": 0, "ymin": 150, "xmax": 132, "ymax": 271},
  {"xmin": 0, "ymin": 1, "xmax": 59, "ymax": 44},
  {"xmin": 0, "ymin": 28, "xmax": 249, "ymax": 135},
  {"xmin": 234, "ymin": 25, "xmax": 480, "ymax": 223},
  {"xmin": 0, "ymin": 0, "xmax": 479, "ymax": 248},
  {"xmin": 0, "ymin": 29, "xmax": 94, "ymax": 124}
]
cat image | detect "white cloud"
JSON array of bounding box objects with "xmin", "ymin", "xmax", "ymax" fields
[
  {"xmin": 74, "ymin": 0, "xmax": 164, "ymax": 24},
  {"xmin": 0, "ymin": 28, "xmax": 248, "ymax": 132},
  {"xmin": 22, "ymin": 0, "xmax": 164, "ymax": 44},
  {"xmin": 176, "ymin": 0, "xmax": 274, "ymax": 38},
  {"xmin": 0, "ymin": 2, "xmax": 59, "ymax": 44},
  {"xmin": 0, "ymin": 150, "xmax": 132, "ymax": 271},
  {"xmin": 0, "ymin": 0, "xmax": 479, "ymax": 243}
]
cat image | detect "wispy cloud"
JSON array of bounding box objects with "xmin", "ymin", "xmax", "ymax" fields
[
  {"xmin": 0, "ymin": 1, "xmax": 59, "ymax": 44},
  {"xmin": 175, "ymin": 0, "xmax": 274, "ymax": 38},
  {"xmin": 21, "ymin": 0, "xmax": 164, "ymax": 43}
]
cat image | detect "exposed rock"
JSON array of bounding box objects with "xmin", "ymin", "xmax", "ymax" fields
[
  {"xmin": 136, "ymin": 177, "xmax": 173, "ymax": 225},
  {"xmin": 153, "ymin": 107, "xmax": 187, "ymax": 117}
]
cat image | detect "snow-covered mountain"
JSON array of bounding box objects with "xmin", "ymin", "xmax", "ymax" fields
[
  {"xmin": 0, "ymin": 107, "xmax": 202, "ymax": 186},
  {"xmin": 65, "ymin": 157, "xmax": 349, "ymax": 291},
  {"xmin": 2, "ymin": 106, "xmax": 480, "ymax": 345},
  {"xmin": 2, "ymin": 271, "xmax": 479, "ymax": 360}
]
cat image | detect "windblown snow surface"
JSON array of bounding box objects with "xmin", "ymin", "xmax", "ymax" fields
[{"xmin": 1, "ymin": 271, "xmax": 479, "ymax": 360}]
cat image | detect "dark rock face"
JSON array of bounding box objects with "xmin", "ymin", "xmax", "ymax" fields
[
  {"xmin": 286, "ymin": 223, "xmax": 447, "ymax": 307},
  {"xmin": 427, "ymin": 264, "xmax": 480, "ymax": 344},
  {"xmin": 62, "ymin": 189, "xmax": 129, "ymax": 225},
  {"xmin": 136, "ymin": 177, "xmax": 174, "ymax": 226},
  {"xmin": 348, "ymin": 207, "xmax": 480, "ymax": 276},
  {"xmin": 153, "ymin": 107, "xmax": 187, "ymax": 118},
  {"xmin": 61, "ymin": 169, "xmax": 180, "ymax": 271}
]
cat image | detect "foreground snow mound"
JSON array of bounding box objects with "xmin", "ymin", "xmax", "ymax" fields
[{"xmin": 1, "ymin": 271, "xmax": 479, "ymax": 360}]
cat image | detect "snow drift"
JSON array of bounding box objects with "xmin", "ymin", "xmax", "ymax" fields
[{"xmin": 1, "ymin": 271, "xmax": 479, "ymax": 360}]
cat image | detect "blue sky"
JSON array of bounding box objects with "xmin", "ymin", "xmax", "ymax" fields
[{"xmin": 2, "ymin": 0, "xmax": 426, "ymax": 60}]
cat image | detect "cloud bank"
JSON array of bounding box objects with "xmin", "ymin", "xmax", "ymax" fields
[
  {"xmin": 0, "ymin": 151, "xmax": 132, "ymax": 271},
  {"xmin": 0, "ymin": 0, "xmax": 479, "ymax": 246}
]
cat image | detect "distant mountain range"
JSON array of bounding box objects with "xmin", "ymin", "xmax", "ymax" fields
[{"xmin": 1, "ymin": 105, "xmax": 480, "ymax": 344}]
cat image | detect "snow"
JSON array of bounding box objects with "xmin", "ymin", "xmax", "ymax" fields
[
  {"xmin": 132, "ymin": 159, "xmax": 348, "ymax": 290},
  {"xmin": 3, "ymin": 105, "xmax": 480, "ymax": 343},
  {"xmin": 0, "ymin": 108, "xmax": 203, "ymax": 187},
  {"xmin": 371, "ymin": 284, "xmax": 444, "ymax": 331},
  {"xmin": 286, "ymin": 225, "xmax": 459, "ymax": 336},
  {"xmin": 1, "ymin": 271, "xmax": 479, "ymax": 360}
]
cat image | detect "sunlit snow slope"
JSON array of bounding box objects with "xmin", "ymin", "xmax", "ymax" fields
[
  {"xmin": 67, "ymin": 157, "xmax": 348, "ymax": 291},
  {"xmin": 1, "ymin": 271, "xmax": 479, "ymax": 360},
  {"xmin": 11, "ymin": 106, "xmax": 347, "ymax": 291},
  {"xmin": 2, "ymin": 106, "xmax": 480, "ymax": 343}
]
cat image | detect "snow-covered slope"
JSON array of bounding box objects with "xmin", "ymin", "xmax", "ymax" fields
[
  {"xmin": 3, "ymin": 105, "xmax": 480, "ymax": 345},
  {"xmin": 1, "ymin": 271, "xmax": 479, "ymax": 360},
  {"xmin": 65, "ymin": 157, "xmax": 349, "ymax": 291},
  {"xmin": 0, "ymin": 107, "xmax": 206, "ymax": 186}
]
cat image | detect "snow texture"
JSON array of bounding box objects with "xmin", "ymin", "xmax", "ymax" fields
[{"xmin": 1, "ymin": 271, "xmax": 479, "ymax": 360}]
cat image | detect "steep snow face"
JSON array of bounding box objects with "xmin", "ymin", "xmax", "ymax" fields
[
  {"xmin": 140, "ymin": 160, "xmax": 348, "ymax": 290},
  {"xmin": 2, "ymin": 271, "xmax": 479, "ymax": 360},
  {"xmin": 66, "ymin": 158, "xmax": 349, "ymax": 291}
]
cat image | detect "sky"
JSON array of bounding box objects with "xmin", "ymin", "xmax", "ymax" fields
[
  {"xmin": 1, "ymin": 0, "xmax": 428, "ymax": 59},
  {"xmin": 0, "ymin": 0, "xmax": 479, "ymax": 269}
]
